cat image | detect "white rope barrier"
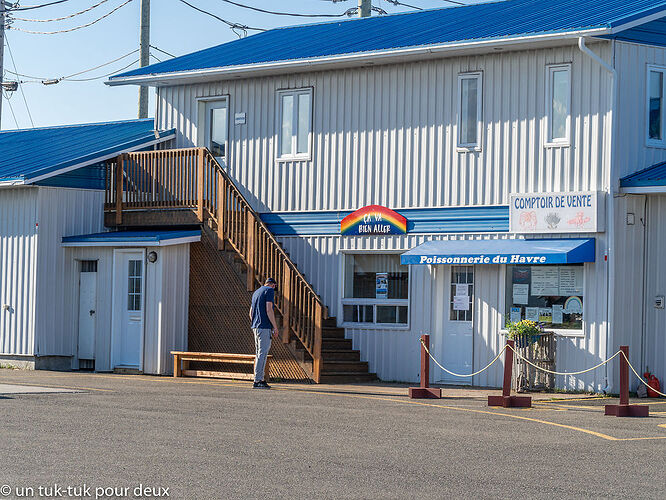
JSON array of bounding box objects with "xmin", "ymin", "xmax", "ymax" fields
[
  {"xmin": 506, "ymin": 344, "xmax": 623, "ymax": 377},
  {"xmin": 621, "ymin": 351, "xmax": 666, "ymax": 398},
  {"xmin": 419, "ymin": 339, "xmax": 507, "ymax": 378}
]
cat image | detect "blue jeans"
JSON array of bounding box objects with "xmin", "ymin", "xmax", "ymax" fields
[{"xmin": 252, "ymin": 328, "xmax": 272, "ymax": 383}]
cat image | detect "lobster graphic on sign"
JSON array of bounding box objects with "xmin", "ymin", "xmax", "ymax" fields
[
  {"xmin": 518, "ymin": 211, "xmax": 538, "ymax": 231},
  {"xmin": 567, "ymin": 211, "xmax": 591, "ymax": 229}
]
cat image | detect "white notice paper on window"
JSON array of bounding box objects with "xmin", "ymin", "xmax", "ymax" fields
[
  {"xmin": 552, "ymin": 304, "xmax": 564, "ymax": 324},
  {"xmin": 455, "ymin": 283, "xmax": 469, "ymax": 297},
  {"xmin": 510, "ymin": 307, "xmax": 522, "ymax": 324},
  {"xmin": 525, "ymin": 307, "xmax": 539, "ymax": 322},
  {"xmin": 559, "ymin": 266, "xmax": 584, "ymax": 295},
  {"xmin": 531, "ymin": 266, "xmax": 560, "ymax": 295},
  {"xmin": 453, "ymin": 296, "xmax": 469, "ymax": 311},
  {"xmin": 512, "ymin": 284, "xmax": 529, "ymax": 305}
]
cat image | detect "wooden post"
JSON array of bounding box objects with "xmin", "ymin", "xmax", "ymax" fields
[
  {"xmin": 115, "ymin": 154, "xmax": 125, "ymax": 225},
  {"xmin": 217, "ymin": 173, "xmax": 226, "ymax": 250},
  {"xmin": 197, "ymin": 149, "xmax": 205, "ymax": 222},
  {"xmin": 281, "ymin": 261, "xmax": 292, "ymax": 344},
  {"xmin": 312, "ymin": 301, "xmax": 323, "ymax": 384},
  {"xmin": 246, "ymin": 212, "xmax": 256, "ymax": 291},
  {"xmin": 408, "ymin": 334, "xmax": 441, "ymax": 398},
  {"xmin": 488, "ymin": 339, "xmax": 532, "ymax": 408},
  {"xmin": 173, "ymin": 353, "xmax": 181, "ymax": 378},
  {"xmin": 605, "ymin": 346, "xmax": 649, "ymax": 417}
]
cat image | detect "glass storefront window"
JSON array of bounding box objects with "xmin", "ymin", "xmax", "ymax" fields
[
  {"xmin": 342, "ymin": 254, "xmax": 409, "ymax": 326},
  {"xmin": 505, "ymin": 264, "xmax": 584, "ymax": 330}
]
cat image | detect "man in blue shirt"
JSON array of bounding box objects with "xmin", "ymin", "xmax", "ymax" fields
[{"xmin": 249, "ymin": 277, "xmax": 279, "ymax": 388}]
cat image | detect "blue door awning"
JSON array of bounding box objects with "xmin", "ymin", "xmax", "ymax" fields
[{"xmin": 401, "ymin": 238, "xmax": 596, "ymax": 265}]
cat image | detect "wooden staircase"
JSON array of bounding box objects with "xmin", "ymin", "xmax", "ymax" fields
[{"xmin": 104, "ymin": 148, "xmax": 375, "ymax": 383}]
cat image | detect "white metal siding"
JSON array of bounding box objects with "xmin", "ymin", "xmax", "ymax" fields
[
  {"xmin": 143, "ymin": 244, "xmax": 190, "ymax": 375},
  {"xmin": 157, "ymin": 42, "xmax": 612, "ymax": 212},
  {"xmin": 279, "ymin": 232, "xmax": 608, "ymax": 389},
  {"xmin": 615, "ymin": 41, "xmax": 666, "ymax": 179},
  {"xmin": 0, "ymin": 187, "xmax": 38, "ymax": 356},
  {"xmin": 34, "ymin": 187, "xmax": 105, "ymax": 358},
  {"xmin": 643, "ymin": 195, "xmax": 666, "ymax": 387}
]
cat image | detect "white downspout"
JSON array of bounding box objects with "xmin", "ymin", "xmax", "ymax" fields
[{"xmin": 578, "ymin": 37, "xmax": 617, "ymax": 393}]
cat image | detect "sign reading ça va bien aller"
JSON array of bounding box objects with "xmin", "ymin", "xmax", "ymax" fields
[
  {"xmin": 340, "ymin": 205, "xmax": 407, "ymax": 236},
  {"xmin": 510, "ymin": 191, "xmax": 604, "ymax": 234}
]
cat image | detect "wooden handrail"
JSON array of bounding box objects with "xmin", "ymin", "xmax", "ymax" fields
[{"xmin": 105, "ymin": 147, "xmax": 325, "ymax": 381}]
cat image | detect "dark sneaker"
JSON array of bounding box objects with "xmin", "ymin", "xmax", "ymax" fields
[{"xmin": 254, "ymin": 380, "xmax": 271, "ymax": 389}]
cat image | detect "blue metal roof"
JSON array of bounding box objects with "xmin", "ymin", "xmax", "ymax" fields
[
  {"xmin": 0, "ymin": 119, "xmax": 175, "ymax": 184},
  {"xmin": 62, "ymin": 230, "xmax": 201, "ymax": 247},
  {"xmin": 112, "ymin": 0, "xmax": 666, "ymax": 81},
  {"xmin": 401, "ymin": 238, "xmax": 596, "ymax": 265},
  {"xmin": 620, "ymin": 161, "xmax": 666, "ymax": 188}
]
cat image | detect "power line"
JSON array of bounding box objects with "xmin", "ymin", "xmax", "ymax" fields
[
  {"xmin": 8, "ymin": 0, "xmax": 75, "ymax": 12},
  {"xmin": 4, "ymin": 35, "xmax": 34, "ymax": 127},
  {"xmin": 8, "ymin": 0, "xmax": 133, "ymax": 34},
  {"xmin": 10, "ymin": 0, "xmax": 110, "ymax": 22},
  {"xmin": 149, "ymin": 44, "xmax": 175, "ymax": 59},
  {"xmin": 177, "ymin": 0, "xmax": 265, "ymax": 38},
  {"xmin": 66, "ymin": 57, "xmax": 139, "ymax": 81},
  {"xmin": 2, "ymin": 91, "xmax": 20, "ymax": 128},
  {"xmin": 385, "ymin": 0, "xmax": 423, "ymax": 10},
  {"xmin": 216, "ymin": 0, "xmax": 348, "ymax": 18},
  {"xmin": 4, "ymin": 48, "xmax": 138, "ymax": 82}
]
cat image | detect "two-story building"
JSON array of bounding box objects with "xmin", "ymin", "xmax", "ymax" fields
[{"xmin": 3, "ymin": 0, "xmax": 664, "ymax": 389}]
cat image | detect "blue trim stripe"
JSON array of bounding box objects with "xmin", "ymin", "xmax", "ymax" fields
[
  {"xmin": 260, "ymin": 206, "xmax": 509, "ymax": 236},
  {"xmin": 62, "ymin": 230, "xmax": 201, "ymax": 245}
]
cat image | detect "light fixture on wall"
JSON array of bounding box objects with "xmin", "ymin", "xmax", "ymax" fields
[{"xmin": 147, "ymin": 251, "xmax": 158, "ymax": 263}]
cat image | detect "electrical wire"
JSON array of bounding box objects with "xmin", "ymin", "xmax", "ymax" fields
[
  {"xmin": 10, "ymin": 0, "xmax": 110, "ymax": 22},
  {"xmin": 149, "ymin": 44, "xmax": 176, "ymax": 59},
  {"xmin": 8, "ymin": 0, "xmax": 133, "ymax": 34},
  {"xmin": 216, "ymin": 0, "xmax": 348, "ymax": 18},
  {"xmin": 149, "ymin": 53, "xmax": 161, "ymax": 63},
  {"xmin": 4, "ymin": 35, "xmax": 35, "ymax": 127},
  {"xmin": 7, "ymin": 0, "xmax": 75, "ymax": 12},
  {"xmin": 3, "ymin": 48, "xmax": 138, "ymax": 82},
  {"xmin": 177, "ymin": 0, "xmax": 265, "ymax": 38},
  {"xmin": 66, "ymin": 58, "xmax": 139, "ymax": 81},
  {"xmin": 386, "ymin": 0, "xmax": 423, "ymax": 10},
  {"xmin": 2, "ymin": 92, "xmax": 21, "ymax": 129}
]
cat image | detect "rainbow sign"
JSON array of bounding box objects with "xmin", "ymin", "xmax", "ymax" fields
[{"xmin": 340, "ymin": 205, "xmax": 407, "ymax": 236}]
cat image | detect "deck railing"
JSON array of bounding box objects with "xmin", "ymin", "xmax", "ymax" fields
[{"xmin": 105, "ymin": 148, "xmax": 326, "ymax": 382}]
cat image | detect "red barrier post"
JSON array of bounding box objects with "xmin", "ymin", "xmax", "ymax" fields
[
  {"xmin": 409, "ymin": 334, "xmax": 442, "ymax": 399},
  {"xmin": 488, "ymin": 339, "xmax": 532, "ymax": 408},
  {"xmin": 605, "ymin": 346, "xmax": 649, "ymax": 417}
]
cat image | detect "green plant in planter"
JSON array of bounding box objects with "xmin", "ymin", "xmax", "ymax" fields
[{"xmin": 506, "ymin": 320, "xmax": 544, "ymax": 348}]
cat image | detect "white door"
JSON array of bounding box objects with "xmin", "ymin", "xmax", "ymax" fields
[
  {"xmin": 112, "ymin": 250, "xmax": 145, "ymax": 369},
  {"xmin": 77, "ymin": 261, "xmax": 97, "ymax": 360},
  {"xmin": 203, "ymin": 99, "xmax": 228, "ymax": 164},
  {"xmin": 437, "ymin": 265, "xmax": 474, "ymax": 384}
]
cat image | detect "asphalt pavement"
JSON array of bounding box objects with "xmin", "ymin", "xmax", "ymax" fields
[{"xmin": 0, "ymin": 369, "xmax": 664, "ymax": 500}]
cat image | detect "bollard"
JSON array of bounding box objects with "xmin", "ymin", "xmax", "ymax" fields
[
  {"xmin": 488, "ymin": 339, "xmax": 532, "ymax": 408},
  {"xmin": 605, "ymin": 346, "xmax": 649, "ymax": 417},
  {"xmin": 409, "ymin": 334, "xmax": 442, "ymax": 399}
]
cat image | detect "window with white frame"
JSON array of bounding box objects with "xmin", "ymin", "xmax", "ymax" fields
[
  {"xmin": 546, "ymin": 64, "xmax": 571, "ymax": 145},
  {"xmin": 647, "ymin": 65, "xmax": 666, "ymax": 146},
  {"xmin": 200, "ymin": 97, "xmax": 228, "ymax": 160},
  {"xmin": 341, "ymin": 254, "xmax": 409, "ymax": 326},
  {"xmin": 277, "ymin": 88, "xmax": 312, "ymax": 160},
  {"xmin": 458, "ymin": 72, "xmax": 483, "ymax": 148}
]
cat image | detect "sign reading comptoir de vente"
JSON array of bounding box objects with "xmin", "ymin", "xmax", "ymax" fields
[
  {"xmin": 340, "ymin": 205, "xmax": 407, "ymax": 236},
  {"xmin": 510, "ymin": 191, "xmax": 605, "ymax": 234}
]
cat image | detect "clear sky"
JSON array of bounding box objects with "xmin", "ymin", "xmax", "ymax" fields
[{"xmin": 1, "ymin": 0, "xmax": 482, "ymax": 130}]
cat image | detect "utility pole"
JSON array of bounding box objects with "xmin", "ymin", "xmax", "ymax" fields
[
  {"xmin": 1, "ymin": 0, "xmax": 6, "ymax": 129},
  {"xmin": 358, "ymin": 0, "xmax": 371, "ymax": 18},
  {"xmin": 138, "ymin": 0, "xmax": 150, "ymax": 119}
]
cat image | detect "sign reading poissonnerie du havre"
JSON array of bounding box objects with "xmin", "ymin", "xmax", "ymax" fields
[
  {"xmin": 340, "ymin": 205, "xmax": 407, "ymax": 236},
  {"xmin": 510, "ymin": 191, "xmax": 604, "ymax": 234}
]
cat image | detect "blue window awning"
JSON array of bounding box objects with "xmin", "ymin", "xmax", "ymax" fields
[{"xmin": 401, "ymin": 238, "xmax": 596, "ymax": 265}]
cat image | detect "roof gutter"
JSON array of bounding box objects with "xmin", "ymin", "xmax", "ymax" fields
[
  {"xmin": 106, "ymin": 28, "xmax": 610, "ymax": 87},
  {"xmin": 578, "ymin": 36, "xmax": 618, "ymax": 393}
]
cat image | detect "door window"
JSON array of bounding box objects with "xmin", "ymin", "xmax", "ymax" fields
[
  {"xmin": 450, "ymin": 266, "xmax": 474, "ymax": 321},
  {"xmin": 127, "ymin": 260, "xmax": 143, "ymax": 311},
  {"xmin": 203, "ymin": 99, "xmax": 228, "ymax": 159}
]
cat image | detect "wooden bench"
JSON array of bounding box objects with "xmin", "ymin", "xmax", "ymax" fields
[{"xmin": 171, "ymin": 351, "xmax": 272, "ymax": 381}]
